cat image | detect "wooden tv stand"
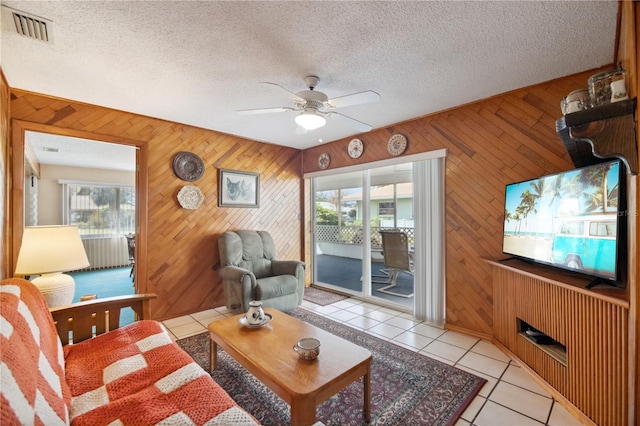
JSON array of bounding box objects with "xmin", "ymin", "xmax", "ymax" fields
[{"xmin": 487, "ymin": 258, "xmax": 629, "ymax": 426}]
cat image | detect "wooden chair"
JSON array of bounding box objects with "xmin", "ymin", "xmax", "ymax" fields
[
  {"xmin": 50, "ymin": 293, "xmax": 157, "ymax": 344},
  {"xmin": 373, "ymin": 230, "xmax": 414, "ymax": 298}
]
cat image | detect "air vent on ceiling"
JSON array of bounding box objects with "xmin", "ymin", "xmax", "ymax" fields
[
  {"xmin": 1, "ymin": 6, "xmax": 53, "ymax": 43},
  {"xmin": 42, "ymin": 147, "xmax": 59, "ymax": 153}
]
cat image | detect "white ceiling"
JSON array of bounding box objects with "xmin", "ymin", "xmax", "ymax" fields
[
  {"xmin": 1, "ymin": 1, "xmax": 619, "ymax": 169},
  {"xmin": 25, "ymin": 131, "xmax": 136, "ymax": 172}
]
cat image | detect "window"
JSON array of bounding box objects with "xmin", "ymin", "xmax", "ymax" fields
[
  {"xmin": 590, "ymin": 221, "xmax": 616, "ymax": 237},
  {"xmin": 560, "ymin": 221, "xmax": 583, "ymax": 236},
  {"xmin": 64, "ymin": 183, "xmax": 135, "ymax": 237},
  {"xmin": 378, "ymin": 202, "xmax": 395, "ymax": 216}
]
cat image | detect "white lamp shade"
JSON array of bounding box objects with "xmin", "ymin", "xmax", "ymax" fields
[
  {"xmin": 295, "ymin": 109, "xmax": 326, "ymax": 130},
  {"xmin": 15, "ymin": 225, "xmax": 90, "ymax": 275}
]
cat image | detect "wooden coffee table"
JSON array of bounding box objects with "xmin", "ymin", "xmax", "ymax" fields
[{"xmin": 208, "ymin": 309, "xmax": 372, "ymax": 426}]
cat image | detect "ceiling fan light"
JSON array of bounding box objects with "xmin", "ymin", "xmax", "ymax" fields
[{"xmin": 295, "ymin": 110, "xmax": 326, "ymax": 130}]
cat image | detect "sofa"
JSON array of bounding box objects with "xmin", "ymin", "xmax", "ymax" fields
[
  {"xmin": 218, "ymin": 230, "xmax": 305, "ymax": 314},
  {"xmin": 0, "ymin": 277, "xmax": 259, "ymax": 425}
]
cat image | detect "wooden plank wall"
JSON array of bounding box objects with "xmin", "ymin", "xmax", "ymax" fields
[
  {"xmin": 8, "ymin": 90, "xmax": 303, "ymax": 320},
  {"xmin": 302, "ymin": 71, "xmax": 601, "ymax": 335},
  {"xmin": 0, "ymin": 70, "xmax": 9, "ymax": 280},
  {"xmin": 615, "ymin": 2, "xmax": 638, "ymax": 421},
  {"xmin": 5, "ymin": 70, "xmax": 631, "ymax": 337}
]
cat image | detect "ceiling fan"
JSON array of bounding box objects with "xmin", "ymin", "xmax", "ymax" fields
[{"xmin": 238, "ymin": 75, "xmax": 380, "ymax": 132}]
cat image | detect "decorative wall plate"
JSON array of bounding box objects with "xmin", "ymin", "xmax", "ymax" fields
[
  {"xmin": 173, "ymin": 151, "xmax": 205, "ymax": 181},
  {"xmin": 387, "ymin": 134, "xmax": 407, "ymax": 156},
  {"xmin": 348, "ymin": 138, "xmax": 364, "ymax": 158},
  {"xmin": 177, "ymin": 185, "xmax": 204, "ymax": 209},
  {"xmin": 318, "ymin": 153, "xmax": 331, "ymax": 169}
]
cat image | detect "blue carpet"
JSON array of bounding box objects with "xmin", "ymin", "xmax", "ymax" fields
[{"xmin": 70, "ymin": 267, "xmax": 135, "ymax": 326}]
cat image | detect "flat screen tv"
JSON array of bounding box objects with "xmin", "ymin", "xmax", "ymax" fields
[{"xmin": 503, "ymin": 159, "xmax": 624, "ymax": 285}]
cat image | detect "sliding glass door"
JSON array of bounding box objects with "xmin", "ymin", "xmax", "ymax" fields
[
  {"xmin": 314, "ymin": 171, "xmax": 364, "ymax": 295},
  {"xmin": 369, "ymin": 167, "xmax": 414, "ymax": 307},
  {"xmin": 312, "ymin": 164, "xmax": 414, "ymax": 311},
  {"xmin": 308, "ymin": 151, "xmax": 446, "ymax": 323}
]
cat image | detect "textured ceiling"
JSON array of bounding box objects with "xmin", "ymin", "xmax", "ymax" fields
[
  {"xmin": 0, "ymin": 1, "xmax": 619, "ymax": 167},
  {"xmin": 25, "ymin": 131, "xmax": 137, "ymax": 172}
]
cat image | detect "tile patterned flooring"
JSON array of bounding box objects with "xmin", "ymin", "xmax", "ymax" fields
[{"xmin": 162, "ymin": 297, "xmax": 583, "ymax": 426}]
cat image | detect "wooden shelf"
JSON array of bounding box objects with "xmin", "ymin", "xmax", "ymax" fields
[{"xmin": 555, "ymin": 98, "xmax": 638, "ymax": 175}]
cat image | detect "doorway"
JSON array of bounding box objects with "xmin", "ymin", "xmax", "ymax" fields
[
  {"xmin": 10, "ymin": 121, "xmax": 148, "ymax": 296},
  {"xmin": 25, "ymin": 131, "xmax": 136, "ymax": 301}
]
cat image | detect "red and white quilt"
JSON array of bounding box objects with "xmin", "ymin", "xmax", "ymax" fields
[
  {"xmin": 1, "ymin": 278, "xmax": 72, "ymax": 425},
  {"xmin": 64, "ymin": 321, "xmax": 259, "ymax": 425},
  {"xmin": 1, "ymin": 278, "xmax": 259, "ymax": 425}
]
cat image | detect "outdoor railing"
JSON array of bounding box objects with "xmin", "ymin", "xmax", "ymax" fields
[{"xmin": 316, "ymin": 225, "xmax": 414, "ymax": 248}]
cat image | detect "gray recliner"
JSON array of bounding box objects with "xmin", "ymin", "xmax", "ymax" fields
[{"xmin": 218, "ymin": 230, "xmax": 305, "ymax": 314}]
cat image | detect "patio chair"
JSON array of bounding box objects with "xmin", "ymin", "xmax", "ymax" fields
[
  {"xmin": 217, "ymin": 230, "xmax": 305, "ymax": 314},
  {"xmin": 373, "ymin": 230, "xmax": 414, "ymax": 298}
]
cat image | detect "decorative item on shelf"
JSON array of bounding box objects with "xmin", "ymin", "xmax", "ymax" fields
[
  {"xmin": 318, "ymin": 153, "xmax": 331, "ymax": 169},
  {"xmin": 172, "ymin": 151, "xmax": 205, "ymax": 182},
  {"xmin": 387, "ymin": 134, "xmax": 407, "ymax": 156},
  {"xmin": 587, "ymin": 68, "xmax": 620, "ymax": 107},
  {"xmin": 14, "ymin": 225, "xmax": 90, "ymax": 307},
  {"xmin": 177, "ymin": 185, "xmax": 204, "ymax": 209},
  {"xmin": 609, "ymin": 69, "xmax": 628, "ymax": 103},
  {"xmin": 293, "ymin": 337, "xmax": 321, "ymax": 360},
  {"xmin": 560, "ymin": 89, "xmax": 590, "ymax": 115},
  {"xmin": 348, "ymin": 138, "xmax": 364, "ymax": 158},
  {"xmin": 218, "ymin": 168, "xmax": 260, "ymax": 208}
]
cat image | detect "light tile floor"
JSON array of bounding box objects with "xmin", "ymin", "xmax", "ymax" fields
[{"xmin": 162, "ymin": 297, "xmax": 583, "ymax": 426}]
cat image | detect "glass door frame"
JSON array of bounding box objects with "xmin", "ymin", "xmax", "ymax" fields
[
  {"xmin": 305, "ymin": 149, "xmax": 447, "ymax": 320},
  {"xmin": 311, "ymin": 166, "xmax": 414, "ymax": 312}
]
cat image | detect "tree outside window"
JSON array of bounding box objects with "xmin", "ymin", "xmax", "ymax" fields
[{"xmin": 67, "ymin": 184, "xmax": 135, "ymax": 237}]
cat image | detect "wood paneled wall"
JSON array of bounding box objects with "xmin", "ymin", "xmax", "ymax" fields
[
  {"xmin": 302, "ymin": 71, "xmax": 601, "ymax": 335},
  {"xmin": 0, "ymin": 70, "xmax": 9, "ymax": 280},
  {"xmin": 8, "ymin": 90, "xmax": 303, "ymax": 320},
  {"xmin": 615, "ymin": 2, "xmax": 639, "ymax": 420}
]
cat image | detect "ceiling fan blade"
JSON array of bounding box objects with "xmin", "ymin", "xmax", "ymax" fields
[
  {"xmin": 260, "ymin": 82, "xmax": 306, "ymax": 102},
  {"xmin": 328, "ymin": 112, "xmax": 373, "ymax": 132},
  {"xmin": 237, "ymin": 107, "xmax": 295, "ymax": 115},
  {"xmin": 325, "ymin": 90, "xmax": 380, "ymax": 109}
]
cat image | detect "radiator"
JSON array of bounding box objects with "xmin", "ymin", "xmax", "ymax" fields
[{"xmin": 82, "ymin": 237, "xmax": 130, "ymax": 270}]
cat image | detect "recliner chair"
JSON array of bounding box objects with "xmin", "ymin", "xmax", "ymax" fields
[{"xmin": 217, "ymin": 230, "xmax": 305, "ymax": 314}]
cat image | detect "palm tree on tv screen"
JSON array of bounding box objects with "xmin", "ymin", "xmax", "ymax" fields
[
  {"xmin": 578, "ymin": 162, "xmax": 616, "ymax": 213},
  {"xmin": 529, "ymin": 177, "xmax": 551, "ymax": 235},
  {"xmin": 517, "ymin": 189, "xmax": 537, "ymax": 234}
]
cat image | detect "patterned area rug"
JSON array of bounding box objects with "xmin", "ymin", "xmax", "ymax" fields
[
  {"xmin": 303, "ymin": 285, "xmax": 349, "ymax": 306},
  {"xmin": 177, "ymin": 308, "xmax": 486, "ymax": 426}
]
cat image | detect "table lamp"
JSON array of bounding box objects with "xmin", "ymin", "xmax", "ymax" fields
[{"xmin": 15, "ymin": 225, "xmax": 90, "ymax": 307}]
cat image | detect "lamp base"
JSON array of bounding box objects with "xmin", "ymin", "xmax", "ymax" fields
[{"xmin": 31, "ymin": 272, "xmax": 76, "ymax": 307}]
